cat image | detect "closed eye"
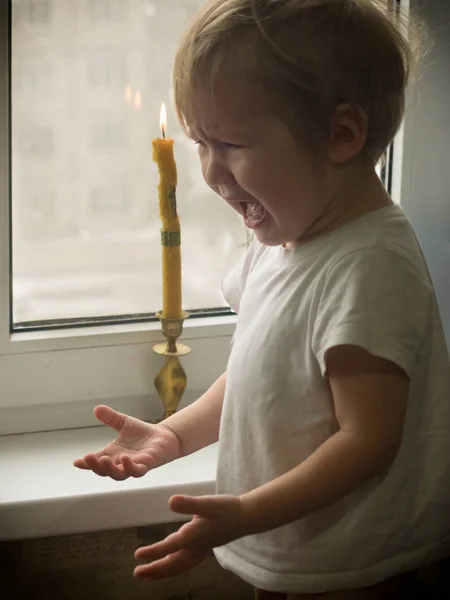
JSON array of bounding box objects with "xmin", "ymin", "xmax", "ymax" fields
[
  {"xmin": 192, "ymin": 139, "xmax": 245, "ymax": 150},
  {"xmin": 221, "ymin": 142, "xmax": 244, "ymax": 150}
]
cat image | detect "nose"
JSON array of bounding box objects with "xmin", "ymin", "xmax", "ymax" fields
[{"xmin": 201, "ymin": 148, "xmax": 235, "ymax": 188}]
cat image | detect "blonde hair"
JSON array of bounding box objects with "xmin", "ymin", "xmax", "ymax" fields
[{"xmin": 174, "ymin": 0, "xmax": 425, "ymax": 162}]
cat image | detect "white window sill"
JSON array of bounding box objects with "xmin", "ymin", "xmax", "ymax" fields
[
  {"xmin": 0, "ymin": 425, "xmax": 217, "ymax": 541},
  {"xmin": 0, "ymin": 316, "xmax": 235, "ymax": 435}
]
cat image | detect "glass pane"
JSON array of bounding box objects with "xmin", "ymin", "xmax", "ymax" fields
[{"xmin": 11, "ymin": 0, "xmax": 247, "ymax": 325}]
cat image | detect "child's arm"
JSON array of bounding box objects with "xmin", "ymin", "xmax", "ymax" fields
[
  {"xmin": 132, "ymin": 346, "xmax": 409, "ymax": 581},
  {"xmin": 162, "ymin": 371, "xmax": 227, "ymax": 457},
  {"xmin": 74, "ymin": 372, "xmax": 226, "ymax": 478},
  {"xmin": 239, "ymin": 345, "xmax": 408, "ymax": 535}
]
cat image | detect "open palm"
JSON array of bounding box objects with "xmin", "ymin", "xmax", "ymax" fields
[{"xmin": 73, "ymin": 405, "xmax": 181, "ymax": 481}]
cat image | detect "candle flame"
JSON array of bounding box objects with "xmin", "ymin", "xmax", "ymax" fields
[
  {"xmin": 134, "ymin": 90, "xmax": 142, "ymax": 110},
  {"xmin": 160, "ymin": 102, "xmax": 167, "ymax": 137}
]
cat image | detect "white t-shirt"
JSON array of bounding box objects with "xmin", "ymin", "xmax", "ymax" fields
[{"xmin": 213, "ymin": 205, "xmax": 450, "ymax": 594}]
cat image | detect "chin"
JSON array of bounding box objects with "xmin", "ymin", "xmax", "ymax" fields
[{"xmin": 253, "ymin": 229, "xmax": 286, "ymax": 247}]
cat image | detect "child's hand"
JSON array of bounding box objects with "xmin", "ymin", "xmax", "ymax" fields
[
  {"xmin": 134, "ymin": 494, "xmax": 245, "ymax": 580},
  {"xmin": 72, "ymin": 405, "xmax": 181, "ymax": 480}
]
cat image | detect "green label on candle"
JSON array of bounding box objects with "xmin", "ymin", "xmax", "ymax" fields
[
  {"xmin": 161, "ymin": 230, "xmax": 181, "ymax": 247},
  {"xmin": 169, "ymin": 187, "xmax": 177, "ymax": 218}
]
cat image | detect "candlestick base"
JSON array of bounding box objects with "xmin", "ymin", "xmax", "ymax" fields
[{"xmin": 153, "ymin": 311, "xmax": 190, "ymax": 421}]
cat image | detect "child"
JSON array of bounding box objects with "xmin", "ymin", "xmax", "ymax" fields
[{"xmin": 74, "ymin": 1, "xmax": 450, "ymax": 597}]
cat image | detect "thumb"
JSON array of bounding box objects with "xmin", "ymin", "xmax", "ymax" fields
[
  {"xmin": 93, "ymin": 405, "xmax": 127, "ymax": 432},
  {"xmin": 169, "ymin": 495, "xmax": 221, "ymax": 517}
]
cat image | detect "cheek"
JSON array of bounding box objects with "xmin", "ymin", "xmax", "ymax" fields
[
  {"xmin": 240, "ymin": 152, "xmax": 295, "ymax": 197},
  {"xmin": 228, "ymin": 152, "xmax": 269, "ymax": 189}
]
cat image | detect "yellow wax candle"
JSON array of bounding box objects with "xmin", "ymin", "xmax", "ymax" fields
[{"xmin": 152, "ymin": 103, "xmax": 182, "ymax": 318}]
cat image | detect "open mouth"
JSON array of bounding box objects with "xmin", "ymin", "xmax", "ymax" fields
[
  {"xmin": 218, "ymin": 188, "xmax": 267, "ymax": 229},
  {"xmin": 240, "ymin": 201, "xmax": 266, "ymax": 229}
]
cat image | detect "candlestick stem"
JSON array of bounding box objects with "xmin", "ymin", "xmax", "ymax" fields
[{"xmin": 153, "ymin": 311, "xmax": 190, "ymax": 420}]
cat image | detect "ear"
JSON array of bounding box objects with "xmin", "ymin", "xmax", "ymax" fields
[{"xmin": 327, "ymin": 103, "xmax": 368, "ymax": 165}]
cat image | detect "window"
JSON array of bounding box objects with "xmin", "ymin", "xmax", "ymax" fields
[
  {"xmin": 1, "ymin": 0, "xmax": 448, "ymax": 436},
  {"xmin": 11, "ymin": 0, "xmax": 246, "ymax": 329},
  {"xmin": 2, "ymin": 0, "xmax": 240, "ymax": 435}
]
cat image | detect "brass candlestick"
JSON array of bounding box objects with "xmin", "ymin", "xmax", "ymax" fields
[{"xmin": 153, "ymin": 311, "xmax": 190, "ymax": 420}]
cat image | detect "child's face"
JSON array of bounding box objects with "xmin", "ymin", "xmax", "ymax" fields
[{"xmin": 187, "ymin": 81, "xmax": 332, "ymax": 247}]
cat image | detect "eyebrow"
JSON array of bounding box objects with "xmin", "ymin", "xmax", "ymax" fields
[{"xmin": 187, "ymin": 123, "xmax": 255, "ymax": 144}]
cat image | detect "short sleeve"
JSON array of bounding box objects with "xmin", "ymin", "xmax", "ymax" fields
[
  {"xmin": 221, "ymin": 240, "xmax": 265, "ymax": 314},
  {"xmin": 312, "ymin": 248, "xmax": 433, "ymax": 377}
]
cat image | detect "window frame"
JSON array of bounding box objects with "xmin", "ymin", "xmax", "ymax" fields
[
  {"xmin": 1, "ymin": 1, "xmax": 237, "ymax": 435},
  {"xmin": 0, "ymin": 0, "xmax": 412, "ymax": 435}
]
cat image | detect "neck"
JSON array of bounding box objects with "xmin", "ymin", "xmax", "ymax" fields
[{"xmin": 287, "ymin": 163, "xmax": 392, "ymax": 249}]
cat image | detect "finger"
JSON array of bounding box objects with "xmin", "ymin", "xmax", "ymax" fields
[
  {"xmin": 134, "ymin": 532, "xmax": 184, "ymax": 561},
  {"xmin": 134, "ymin": 549, "xmax": 205, "ymax": 580},
  {"xmin": 98, "ymin": 456, "xmax": 129, "ymax": 481},
  {"xmin": 82, "ymin": 453, "xmax": 127, "ymax": 480},
  {"xmin": 73, "ymin": 447, "xmax": 109, "ymax": 469},
  {"xmin": 135, "ymin": 519, "xmax": 205, "ymax": 561},
  {"xmin": 73, "ymin": 457, "xmax": 90, "ymax": 469},
  {"xmin": 73, "ymin": 448, "xmax": 108, "ymax": 470},
  {"xmin": 120, "ymin": 455, "xmax": 152, "ymax": 478},
  {"xmin": 169, "ymin": 495, "xmax": 220, "ymax": 517},
  {"xmin": 81, "ymin": 453, "xmax": 109, "ymax": 477},
  {"xmin": 93, "ymin": 405, "xmax": 128, "ymax": 432}
]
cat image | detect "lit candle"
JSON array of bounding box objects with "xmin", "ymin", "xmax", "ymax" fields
[{"xmin": 152, "ymin": 103, "xmax": 182, "ymax": 318}]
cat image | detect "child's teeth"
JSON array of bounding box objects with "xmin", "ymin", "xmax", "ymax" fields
[{"xmin": 246, "ymin": 202, "xmax": 264, "ymax": 219}]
